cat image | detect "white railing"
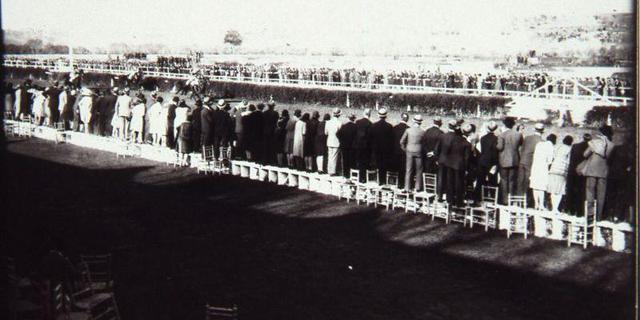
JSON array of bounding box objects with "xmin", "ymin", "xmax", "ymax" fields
[{"xmin": 4, "ymin": 59, "xmax": 634, "ymax": 106}]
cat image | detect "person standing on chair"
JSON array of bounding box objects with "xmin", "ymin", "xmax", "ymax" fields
[
  {"xmin": 582, "ymin": 125, "xmax": 614, "ymax": 220},
  {"xmin": 566, "ymin": 133, "xmax": 591, "ymax": 215},
  {"xmin": 337, "ymin": 114, "xmax": 357, "ymax": 177},
  {"xmin": 393, "ymin": 113, "xmax": 409, "ymax": 185},
  {"xmin": 400, "ymin": 115, "xmax": 425, "ymax": 191},
  {"xmin": 325, "ymin": 108, "xmax": 343, "ymax": 176},
  {"xmin": 422, "ymin": 116, "xmax": 443, "ymax": 174},
  {"xmin": 517, "ymin": 122, "xmax": 544, "ymax": 201},
  {"xmin": 496, "ymin": 117, "xmax": 522, "ymax": 204},
  {"xmin": 354, "ymin": 108, "xmax": 372, "ymax": 181},
  {"xmin": 370, "ymin": 108, "xmax": 394, "ymax": 180},
  {"xmin": 475, "ymin": 121, "xmax": 499, "ymax": 196}
]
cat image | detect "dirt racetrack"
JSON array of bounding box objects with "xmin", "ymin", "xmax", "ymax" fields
[{"xmin": 4, "ymin": 137, "xmax": 635, "ymax": 320}]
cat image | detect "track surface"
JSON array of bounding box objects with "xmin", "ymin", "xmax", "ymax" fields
[{"xmin": 4, "ymin": 137, "xmax": 635, "ymax": 320}]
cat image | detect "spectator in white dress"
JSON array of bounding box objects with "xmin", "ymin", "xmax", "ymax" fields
[
  {"xmin": 530, "ymin": 134, "xmax": 556, "ymax": 210},
  {"xmin": 130, "ymin": 96, "xmax": 147, "ymax": 143},
  {"xmin": 149, "ymin": 96, "xmax": 164, "ymax": 146},
  {"xmin": 548, "ymin": 135, "xmax": 573, "ymax": 212}
]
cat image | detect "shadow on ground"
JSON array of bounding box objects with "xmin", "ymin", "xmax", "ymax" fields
[{"xmin": 4, "ymin": 138, "xmax": 635, "ymax": 320}]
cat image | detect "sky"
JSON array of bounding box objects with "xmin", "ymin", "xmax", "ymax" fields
[{"xmin": 1, "ymin": 0, "xmax": 634, "ymax": 53}]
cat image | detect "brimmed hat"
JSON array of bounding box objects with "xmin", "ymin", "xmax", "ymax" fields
[
  {"xmin": 203, "ymin": 97, "xmax": 211, "ymax": 105},
  {"xmin": 348, "ymin": 114, "xmax": 356, "ymax": 121},
  {"xmin": 487, "ymin": 121, "xmax": 498, "ymax": 132},
  {"xmin": 80, "ymin": 88, "xmax": 94, "ymax": 96},
  {"xmin": 433, "ymin": 116, "xmax": 442, "ymax": 125},
  {"xmin": 217, "ymin": 99, "xmax": 226, "ymax": 107},
  {"xmin": 534, "ymin": 123, "xmax": 545, "ymax": 132},
  {"xmin": 462, "ymin": 123, "xmax": 473, "ymax": 134},
  {"xmin": 332, "ymin": 108, "xmax": 342, "ymax": 116},
  {"xmin": 378, "ymin": 108, "xmax": 388, "ymax": 118},
  {"xmin": 413, "ymin": 114, "xmax": 423, "ymax": 123},
  {"xmin": 448, "ymin": 119, "xmax": 458, "ymax": 129}
]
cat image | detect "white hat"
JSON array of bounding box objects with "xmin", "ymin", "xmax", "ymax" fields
[
  {"xmin": 413, "ymin": 114, "xmax": 423, "ymax": 123},
  {"xmin": 534, "ymin": 123, "xmax": 545, "ymax": 132},
  {"xmin": 217, "ymin": 99, "xmax": 226, "ymax": 107},
  {"xmin": 378, "ymin": 108, "xmax": 388, "ymax": 118}
]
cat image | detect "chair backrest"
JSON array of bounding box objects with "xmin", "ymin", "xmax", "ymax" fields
[
  {"xmin": 349, "ymin": 169, "xmax": 360, "ymax": 183},
  {"xmin": 55, "ymin": 122, "xmax": 65, "ymax": 130},
  {"xmin": 52, "ymin": 282, "xmax": 71, "ymax": 317},
  {"xmin": 366, "ymin": 169, "xmax": 379, "ymax": 184},
  {"xmin": 202, "ymin": 145, "xmax": 215, "ymax": 161},
  {"xmin": 422, "ymin": 173, "xmax": 437, "ymax": 194},
  {"xmin": 386, "ymin": 172, "xmax": 399, "ymax": 187},
  {"xmin": 508, "ymin": 194, "xmax": 527, "ymax": 209},
  {"xmin": 80, "ymin": 253, "xmax": 112, "ymax": 284},
  {"xmin": 219, "ymin": 147, "xmax": 230, "ymax": 160},
  {"xmin": 205, "ymin": 304, "xmax": 238, "ymax": 320},
  {"xmin": 584, "ymin": 200, "xmax": 597, "ymax": 226},
  {"xmin": 481, "ymin": 186, "xmax": 499, "ymax": 207}
]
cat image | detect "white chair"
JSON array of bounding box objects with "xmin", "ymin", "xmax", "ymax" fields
[
  {"xmin": 361, "ymin": 169, "xmax": 380, "ymax": 207},
  {"xmin": 430, "ymin": 199, "xmax": 450, "ymax": 223},
  {"xmin": 378, "ymin": 172, "xmax": 399, "ymax": 209},
  {"xmin": 54, "ymin": 122, "xmax": 67, "ymax": 144},
  {"xmin": 567, "ymin": 200, "xmax": 597, "ymax": 249},
  {"xmin": 338, "ymin": 169, "xmax": 359, "ymax": 202},
  {"xmin": 467, "ymin": 186, "xmax": 499, "ymax": 231},
  {"xmin": 197, "ymin": 146, "xmax": 215, "ymax": 174},
  {"xmin": 506, "ymin": 194, "xmax": 528, "ymax": 239},
  {"xmin": 413, "ymin": 173, "xmax": 437, "ymax": 214}
]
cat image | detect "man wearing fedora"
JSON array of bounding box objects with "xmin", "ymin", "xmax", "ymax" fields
[
  {"xmin": 370, "ymin": 108, "xmax": 394, "ymax": 180},
  {"xmin": 393, "ymin": 113, "xmax": 410, "ymax": 185},
  {"xmin": 354, "ymin": 108, "xmax": 373, "ymax": 181},
  {"xmin": 262, "ymin": 101, "xmax": 279, "ymax": 165},
  {"xmin": 400, "ymin": 115, "xmax": 426, "ymax": 191},
  {"xmin": 114, "ymin": 88, "xmax": 133, "ymax": 140},
  {"xmin": 190, "ymin": 98, "xmax": 203, "ymax": 150},
  {"xmin": 338, "ymin": 114, "xmax": 358, "ymax": 177},
  {"xmin": 517, "ymin": 122, "xmax": 544, "ymax": 200},
  {"xmin": 496, "ymin": 117, "xmax": 523, "ymax": 204},
  {"xmin": 212, "ymin": 99, "xmax": 232, "ymax": 158},
  {"xmin": 200, "ymin": 97, "xmax": 215, "ymax": 150},
  {"xmin": 325, "ymin": 108, "xmax": 343, "ymax": 176},
  {"xmin": 435, "ymin": 120, "xmax": 471, "ymax": 206},
  {"xmin": 422, "ymin": 116, "xmax": 444, "ymax": 174},
  {"xmin": 475, "ymin": 121, "xmax": 499, "ymax": 198}
]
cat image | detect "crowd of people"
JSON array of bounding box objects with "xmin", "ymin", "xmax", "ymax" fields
[
  {"xmin": 5, "ymin": 57, "xmax": 634, "ymax": 97},
  {"xmin": 4, "ymin": 79, "xmax": 634, "ymax": 223}
]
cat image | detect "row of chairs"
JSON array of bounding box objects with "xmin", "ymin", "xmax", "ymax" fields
[
  {"xmin": 196, "ymin": 145, "xmax": 232, "ymax": 175},
  {"xmin": 335, "ymin": 169, "xmax": 597, "ymax": 248},
  {"xmin": 5, "ymin": 118, "xmax": 68, "ymax": 142}
]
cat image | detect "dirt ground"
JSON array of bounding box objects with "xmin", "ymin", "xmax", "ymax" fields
[{"xmin": 4, "ymin": 137, "xmax": 635, "ymax": 320}]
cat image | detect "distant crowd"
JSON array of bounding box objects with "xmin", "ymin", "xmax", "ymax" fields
[
  {"xmin": 5, "ymin": 57, "xmax": 634, "ymax": 97},
  {"xmin": 4, "ymin": 79, "xmax": 634, "ymax": 223}
]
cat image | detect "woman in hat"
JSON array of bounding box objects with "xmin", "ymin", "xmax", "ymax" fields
[
  {"xmin": 315, "ymin": 113, "xmax": 331, "ymax": 173},
  {"xmin": 304, "ymin": 112, "xmax": 320, "ymax": 171},
  {"xmin": 176, "ymin": 115, "xmax": 193, "ymax": 166},
  {"xmin": 547, "ymin": 135, "xmax": 573, "ymax": 212},
  {"xmin": 148, "ymin": 96, "xmax": 164, "ymax": 146},
  {"xmin": 275, "ymin": 110, "xmax": 290, "ymax": 166},
  {"xmin": 292, "ymin": 113, "xmax": 309, "ymax": 170},
  {"xmin": 31, "ymin": 87, "xmax": 46, "ymax": 126},
  {"xmin": 130, "ymin": 95, "xmax": 147, "ymax": 143},
  {"xmin": 530, "ymin": 134, "xmax": 556, "ymax": 210}
]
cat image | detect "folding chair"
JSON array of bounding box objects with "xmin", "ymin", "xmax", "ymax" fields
[
  {"xmin": 567, "ymin": 200, "xmax": 597, "ymax": 249},
  {"xmin": 79, "ymin": 254, "xmax": 113, "ymax": 293},
  {"xmin": 378, "ymin": 172, "xmax": 399, "ymax": 209},
  {"xmin": 197, "ymin": 146, "xmax": 215, "ymax": 174},
  {"xmin": 205, "ymin": 304, "xmax": 238, "ymax": 320},
  {"xmin": 338, "ymin": 169, "xmax": 360, "ymax": 202},
  {"xmin": 413, "ymin": 173, "xmax": 437, "ymax": 214},
  {"xmin": 467, "ymin": 186, "xmax": 499, "ymax": 231},
  {"xmin": 506, "ymin": 194, "xmax": 528, "ymax": 239},
  {"xmin": 54, "ymin": 122, "xmax": 67, "ymax": 144},
  {"xmin": 361, "ymin": 169, "xmax": 380, "ymax": 207}
]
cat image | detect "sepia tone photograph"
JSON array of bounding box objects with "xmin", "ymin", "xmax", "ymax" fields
[{"xmin": 1, "ymin": 0, "xmax": 637, "ymax": 319}]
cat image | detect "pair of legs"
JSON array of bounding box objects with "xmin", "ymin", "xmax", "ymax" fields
[
  {"xmin": 304, "ymin": 156, "xmax": 314, "ymax": 171},
  {"xmin": 327, "ymin": 147, "xmax": 340, "ymax": 176},
  {"xmin": 404, "ymin": 152, "xmax": 423, "ymax": 191},
  {"xmin": 316, "ymin": 155, "xmax": 325, "ymax": 173},
  {"xmin": 499, "ymin": 167, "xmax": 518, "ymax": 204},
  {"xmin": 532, "ymin": 189, "xmax": 546, "ymax": 210}
]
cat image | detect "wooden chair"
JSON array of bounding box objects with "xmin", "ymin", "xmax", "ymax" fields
[
  {"xmin": 506, "ymin": 194, "xmax": 528, "ymax": 239},
  {"xmin": 54, "ymin": 122, "xmax": 67, "ymax": 144},
  {"xmin": 412, "ymin": 173, "xmax": 437, "ymax": 214},
  {"xmin": 378, "ymin": 172, "xmax": 399, "ymax": 209},
  {"xmin": 567, "ymin": 200, "xmax": 597, "ymax": 249},
  {"xmin": 338, "ymin": 169, "xmax": 359, "ymax": 202},
  {"xmin": 197, "ymin": 146, "xmax": 215, "ymax": 174},
  {"xmin": 79, "ymin": 254, "xmax": 113, "ymax": 294},
  {"xmin": 51, "ymin": 282, "xmax": 91, "ymax": 320},
  {"xmin": 430, "ymin": 199, "xmax": 450, "ymax": 223},
  {"xmin": 467, "ymin": 186, "xmax": 499, "ymax": 231},
  {"xmin": 205, "ymin": 304, "xmax": 238, "ymax": 320},
  {"xmin": 361, "ymin": 169, "xmax": 380, "ymax": 207}
]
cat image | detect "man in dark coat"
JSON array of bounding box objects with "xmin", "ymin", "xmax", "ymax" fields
[
  {"xmin": 400, "ymin": 115, "xmax": 425, "ymax": 191},
  {"xmin": 337, "ymin": 114, "xmax": 358, "ymax": 177},
  {"xmin": 566, "ymin": 133, "xmax": 591, "ymax": 215},
  {"xmin": 393, "ymin": 113, "xmax": 410, "ymax": 186},
  {"xmin": 496, "ymin": 117, "xmax": 523, "ymax": 204},
  {"xmin": 166, "ymin": 96, "xmax": 179, "ymax": 148},
  {"xmin": 262, "ymin": 101, "xmax": 279, "ymax": 165},
  {"xmin": 94, "ymin": 87, "xmax": 117, "ymax": 136},
  {"xmin": 242, "ymin": 104, "xmax": 259, "ymax": 161},
  {"xmin": 212, "ymin": 99, "xmax": 232, "ymax": 158},
  {"xmin": 200, "ymin": 98, "xmax": 214, "ymax": 150},
  {"xmin": 44, "ymin": 84, "xmax": 61, "ymax": 125},
  {"xmin": 232, "ymin": 100, "xmax": 248, "ymax": 159},
  {"xmin": 436, "ymin": 121, "xmax": 472, "ymax": 207},
  {"xmin": 475, "ymin": 121, "xmax": 499, "ymax": 198},
  {"xmin": 252, "ymin": 104, "xmax": 266, "ymax": 162},
  {"xmin": 369, "ymin": 108, "xmax": 394, "ymax": 181},
  {"xmin": 190, "ymin": 99, "xmax": 203, "ymax": 150},
  {"xmin": 422, "ymin": 116, "xmax": 443, "ymax": 174},
  {"xmin": 354, "ymin": 108, "xmax": 372, "ymax": 181}
]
